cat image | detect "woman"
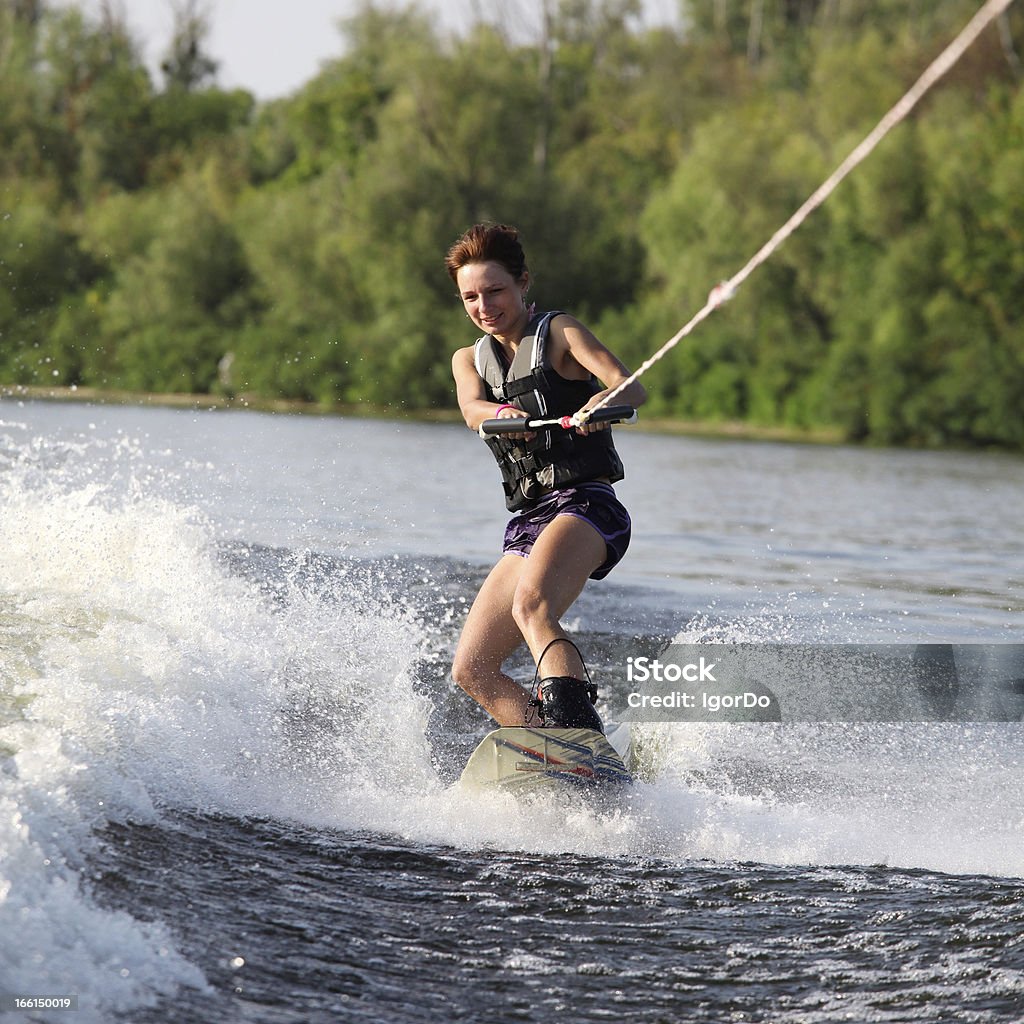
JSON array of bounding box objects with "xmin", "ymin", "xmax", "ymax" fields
[{"xmin": 447, "ymin": 223, "xmax": 646, "ymax": 732}]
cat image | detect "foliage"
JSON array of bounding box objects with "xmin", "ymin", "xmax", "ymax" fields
[{"xmin": 0, "ymin": 0, "xmax": 1021, "ymax": 448}]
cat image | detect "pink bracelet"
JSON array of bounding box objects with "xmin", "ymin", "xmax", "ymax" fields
[{"xmin": 494, "ymin": 404, "xmax": 517, "ymax": 416}]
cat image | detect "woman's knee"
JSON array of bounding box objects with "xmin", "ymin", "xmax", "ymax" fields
[
  {"xmin": 511, "ymin": 581, "xmax": 551, "ymax": 635},
  {"xmin": 450, "ymin": 649, "xmax": 475, "ymax": 693},
  {"xmin": 451, "ymin": 647, "xmax": 493, "ymax": 698}
]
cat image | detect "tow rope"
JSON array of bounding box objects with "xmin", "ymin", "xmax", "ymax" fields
[{"xmin": 585, "ymin": 0, "xmax": 1017, "ymax": 423}]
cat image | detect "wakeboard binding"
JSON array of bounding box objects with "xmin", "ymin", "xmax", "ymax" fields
[{"xmin": 527, "ymin": 639, "xmax": 603, "ymax": 733}]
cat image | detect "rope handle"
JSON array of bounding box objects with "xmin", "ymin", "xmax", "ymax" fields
[{"xmin": 478, "ymin": 404, "xmax": 636, "ymax": 437}]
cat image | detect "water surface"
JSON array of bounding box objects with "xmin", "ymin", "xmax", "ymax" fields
[{"xmin": 1, "ymin": 400, "xmax": 1022, "ymax": 1023}]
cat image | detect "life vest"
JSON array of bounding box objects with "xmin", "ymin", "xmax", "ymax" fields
[{"xmin": 474, "ymin": 311, "xmax": 624, "ymax": 512}]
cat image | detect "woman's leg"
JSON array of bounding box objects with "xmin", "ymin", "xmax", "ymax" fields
[
  {"xmin": 511, "ymin": 514, "xmax": 606, "ymax": 680},
  {"xmin": 452, "ymin": 516, "xmax": 607, "ymax": 725},
  {"xmin": 451, "ymin": 554, "xmax": 533, "ymax": 725}
]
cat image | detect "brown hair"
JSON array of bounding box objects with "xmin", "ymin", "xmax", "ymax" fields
[{"xmin": 444, "ymin": 223, "xmax": 528, "ymax": 283}]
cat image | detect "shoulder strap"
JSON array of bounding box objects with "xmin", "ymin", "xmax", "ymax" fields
[
  {"xmin": 502, "ymin": 311, "xmax": 562, "ymax": 414},
  {"xmin": 509, "ymin": 311, "xmax": 560, "ymax": 377},
  {"xmin": 474, "ymin": 336, "xmax": 508, "ymax": 399}
]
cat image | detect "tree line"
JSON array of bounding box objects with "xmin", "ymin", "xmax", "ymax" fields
[{"xmin": 1, "ymin": 0, "xmax": 1021, "ymax": 447}]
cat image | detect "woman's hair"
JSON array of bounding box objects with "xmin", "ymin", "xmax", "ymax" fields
[{"xmin": 444, "ymin": 223, "xmax": 528, "ymax": 283}]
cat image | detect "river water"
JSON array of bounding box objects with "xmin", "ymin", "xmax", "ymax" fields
[{"xmin": 1, "ymin": 399, "xmax": 1022, "ymax": 1023}]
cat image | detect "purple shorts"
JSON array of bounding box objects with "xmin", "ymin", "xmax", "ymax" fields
[{"xmin": 502, "ymin": 482, "xmax": 631, "ymax": 580}]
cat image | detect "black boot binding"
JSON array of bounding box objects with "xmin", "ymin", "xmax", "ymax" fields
[{"xmin": 526, "ymin": 639, "xmax": 604, "ymax": 734}]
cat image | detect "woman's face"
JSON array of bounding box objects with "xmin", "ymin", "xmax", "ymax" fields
[{"xmin": 456, "ymin": 261, "xmax": 529, "ymax": 339}]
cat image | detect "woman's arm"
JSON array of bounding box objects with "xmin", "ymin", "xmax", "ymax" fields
[
  {"xmin": 452, "ymin": 346, "xmax": 528, "ymax": 432},
  {"xmin": 548, "ymin": 315, "xmax": 647, "ymax": 428}
]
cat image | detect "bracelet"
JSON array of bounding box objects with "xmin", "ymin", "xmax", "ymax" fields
[{"xmin": 494, "ymin": 404, "xmax": 517, "ymax": 416}]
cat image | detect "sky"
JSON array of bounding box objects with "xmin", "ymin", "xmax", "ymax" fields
[{"xmin": 72, "ymin": 0, "xmax": 680, "ymax": 101}]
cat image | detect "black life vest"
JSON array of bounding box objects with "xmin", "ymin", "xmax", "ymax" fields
[{"xmin": 474, "ymin": 311, "xmax": 624, "ymax": 512}]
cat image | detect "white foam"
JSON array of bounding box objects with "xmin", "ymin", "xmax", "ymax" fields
[
  {"xmin": 623, "ymin": 719, "xmax": 1024, "ymax": 878},
  {"xmin": 0, "ymin": 760, "xmax": 208, "ymax": 1023},
  {"xmin": 0, "ymin": 431, "xmax": 434, "ymax": 1019}
]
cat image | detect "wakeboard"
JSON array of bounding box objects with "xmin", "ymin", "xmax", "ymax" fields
[{"xmin": 459, "ymin": 727, "xmax": 632, "ymax": 793}]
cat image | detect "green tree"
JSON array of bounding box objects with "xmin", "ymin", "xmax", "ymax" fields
[
  {"xmin": 34, "ymin": 5, "xmax": 155, "ymax": 198},
  {"xmin": 160, "ymin": 0, "xmax": 218, "ymax": 91},
  {"xmin": 0, "ymin": 0, "xmax": 1020, "ymax": 449},
  {"xmin": 0, "ymin": 185, "xmax": 98, "ymax": 382},
  {"xmin": 96, "ymin": 165, "xmax": 255, "ymax": 392}
]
